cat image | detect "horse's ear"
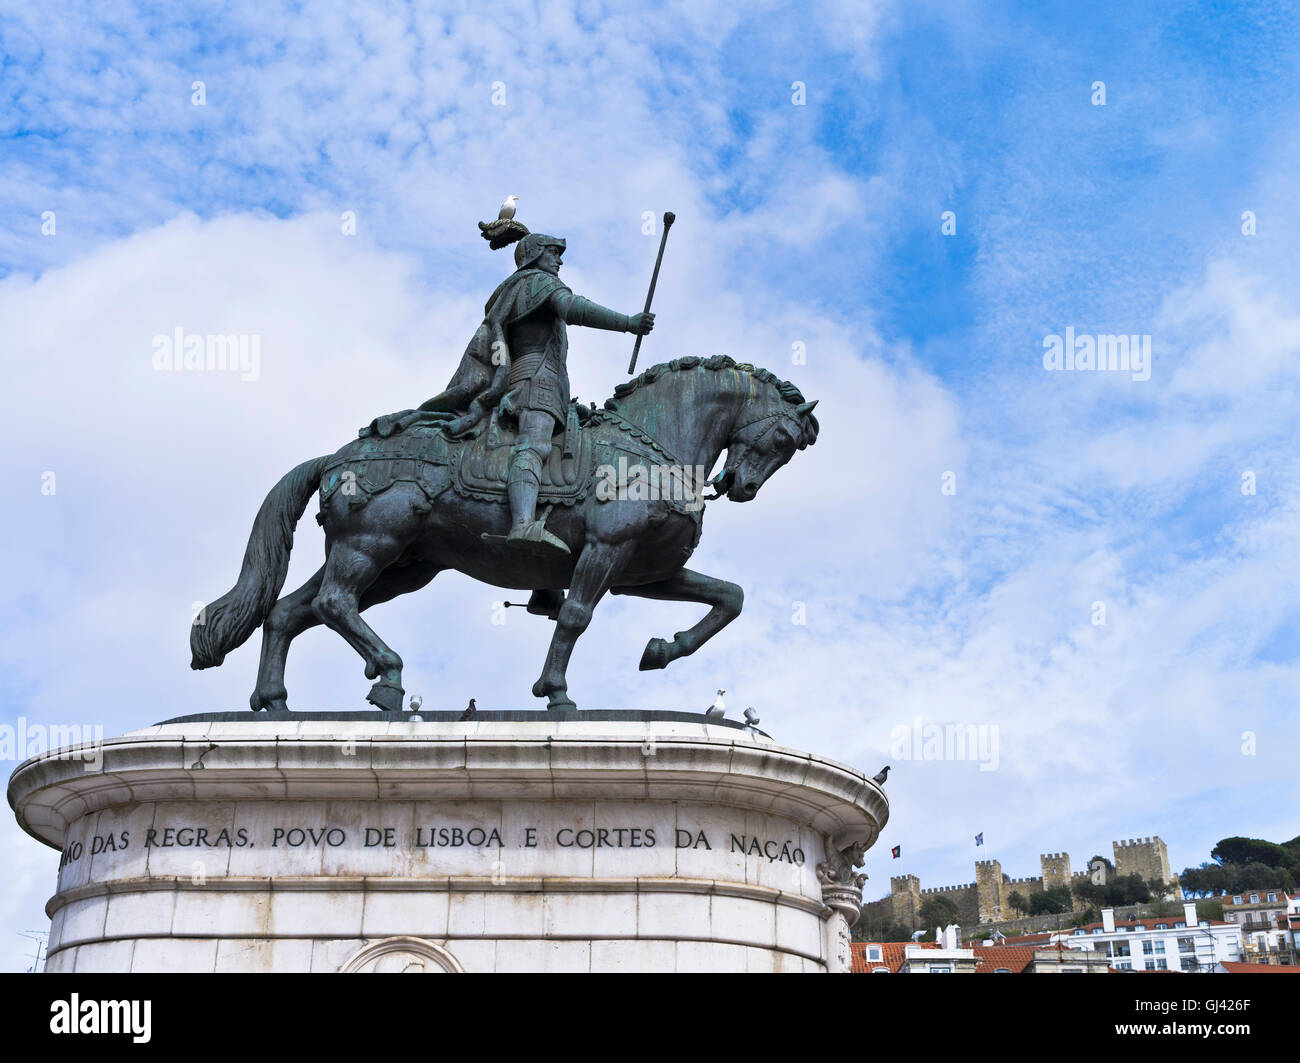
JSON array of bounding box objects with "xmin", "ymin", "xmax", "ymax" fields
[{"xmin": 795, "ymin": 400, "xmax": 819, "ymax": 448}]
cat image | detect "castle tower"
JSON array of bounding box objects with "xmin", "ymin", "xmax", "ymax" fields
[
  {"xmin": 975, "ymin": 859, "xmax": 1004, "ymax": 923},
  {"xmin": 1113, "ymin": 836, "xmax": 1173, "ymax": 886},
  {"xmin": 890, "ymin": 874, "xmax": 921, "ymax": 927},
  {"xmin": 1040, "ymin": 851, "xmax": 1072, "ymax": 890},
  {"xmin": 1040, "ymin": 851, "xmax": 1078, "ymax": 911}
]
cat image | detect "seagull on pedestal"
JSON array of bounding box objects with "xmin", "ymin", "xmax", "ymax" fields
[
  {"xmin": 705, "ymin": 689, "xmax": 726, "ymax": 719},
  {"xmin": 498, "ymin": 195, "xmax": 520, "ymax": 220}
]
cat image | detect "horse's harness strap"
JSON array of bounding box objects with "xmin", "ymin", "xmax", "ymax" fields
[{"xmin": 590, "ymin": 409, "xmax": 688, "ymax": 468}]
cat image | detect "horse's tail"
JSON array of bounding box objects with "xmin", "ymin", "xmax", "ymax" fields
[{"xmin": 190, "ymin": 455, "xmax": 329, "ymax": 669}]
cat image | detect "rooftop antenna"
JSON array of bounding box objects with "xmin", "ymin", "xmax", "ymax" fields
[{"xmin": 18, "ymin": 930, "xmax": 47, "ymax": 974}]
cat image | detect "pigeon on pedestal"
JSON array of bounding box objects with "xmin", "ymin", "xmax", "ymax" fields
[{"xmin": 460, "ymin": 698, "xmax": 477, "ymax": 722}]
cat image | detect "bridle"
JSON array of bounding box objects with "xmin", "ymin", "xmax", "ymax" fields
[{"xmin": 705, "ymin": 406, "xmax": 805, "ymax": 500}]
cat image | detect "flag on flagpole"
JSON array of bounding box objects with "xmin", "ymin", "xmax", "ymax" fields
[
  {"xmin": 975, "ymin": 832, "xmax": 984, "ymax": 846},
  {"xmin": 891, "ymin": 845, "xmax": 901, "ymax": 859}
]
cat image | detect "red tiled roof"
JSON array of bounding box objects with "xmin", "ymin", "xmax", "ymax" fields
[
  {"xmin": 1225, "ymin": 890, "xmax": 1291, "ymax": 904},
  {"xmin": 1216, "ymin": 961, "xmax": 1300, "ymax": 974},
  {"xmin": 850, "ymin": 941, "xmax": 938, "ymax": 973},
  {"xmin": 852, "ymin": 941, "xmax": 1099, "ymax": 974},
  {"xmin": 996, "ymin": 932, "xmax": 1054, "ymax": 945},
  {"xmin": 971, "ymin": 946, "xmax": 1037, "ymax": 973}
]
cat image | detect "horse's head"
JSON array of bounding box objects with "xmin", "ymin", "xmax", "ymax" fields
[{"xmin": 709, "ymin": 396, "xmax": 820, "ymax": 502}]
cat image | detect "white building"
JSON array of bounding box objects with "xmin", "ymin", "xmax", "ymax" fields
[
  {"xmin": 1223, "ymin": 889, "xmax": 1297, "ymax": 965},
  {"xmin": 1004, "ymin": 903, "xmax": 1242, "ymax": 972}
]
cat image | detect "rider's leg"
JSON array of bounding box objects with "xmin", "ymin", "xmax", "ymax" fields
[
  {"xmin": 507, "ymin": 412, "xmax": 549, "ymax": 535},
  {"xmin": 506, "ymin": 409, "xmax": 570, "ymax": 556}
]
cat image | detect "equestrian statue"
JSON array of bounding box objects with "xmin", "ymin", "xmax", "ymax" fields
[{"xmin": 190, "ymin": 211, "xmax": 820, "ymax": 712}]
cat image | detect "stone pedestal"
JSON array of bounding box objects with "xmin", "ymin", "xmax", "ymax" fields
[{"xmin": 8, "ymin": 713, "xmax": 887, "ymax": 973}]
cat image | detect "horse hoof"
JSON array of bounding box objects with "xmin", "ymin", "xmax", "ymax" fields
[
  {"xmin": 367, "ymin": 681, "xmax": 405, "ymax": 713},
  {"xmin": 639, "ymin": 637, "xmax": 671, "ymax": 671},
  {"xmin": 249, "ymin": 691, "xmax": 288, "ymax": 712}
]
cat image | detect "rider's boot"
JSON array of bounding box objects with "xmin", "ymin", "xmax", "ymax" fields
[
  {"xmin": 506, "ymin": 450, "xmax": 571, "ymax": 560},
  {"xmin": 526, "ymin": 588, "xmax": 565, "ymax": 619}
]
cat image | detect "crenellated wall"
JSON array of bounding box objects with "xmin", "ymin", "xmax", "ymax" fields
[{"xmin": 874, "ymin": 833, "xmax": 1181, "ymax": 924}]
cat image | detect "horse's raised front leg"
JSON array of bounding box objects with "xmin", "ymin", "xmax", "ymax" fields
[
  {"xmin": 533, "ymin": 541, "xmax": 634, "ymax": 711},
  {"xmin": 611, "ymin": 567, "xmax": 743, "ymax": 670}
]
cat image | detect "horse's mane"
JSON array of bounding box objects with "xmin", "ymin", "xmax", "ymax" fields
[
  {"xmin": 604, "ymin": 354, "xmax": 809, "ymax": 410},
  {"xmin": 602, "ymin": 354, "xmax": 818, "ymax": 447}
]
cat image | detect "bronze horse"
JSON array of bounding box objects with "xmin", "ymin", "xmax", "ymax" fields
[{"xmin": 190, "ymin": 356, "xmax": 819, "ymax": 711}]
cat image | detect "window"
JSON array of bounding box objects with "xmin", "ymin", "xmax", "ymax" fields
[
  {"xmin": 1250, "ymin": 894, "xmax": 1260, "ymax": 903},
  {"xmin": 1091, "ymin": 928, "xmax": 1102, "ymax": 934},
  {"xmin": 1115, "ymin": 961, "xmax": 1132, "ymax": 970},
  {"xmin": 1155, "ymin": 923, "xmax": 1168, "ymax": 929},
  {"xmin": 1177, "ymin": 937, "xmax": 1195, "ymax": 953},
  {"xmin": 1072, "ymin": 929, "xmax": 1083, "ymax": 936},
  {"xmin": 866, "ymin": 947, "xmax": 882, "ymax": 961},
  {"xmin": 1175, "ymin": 922, "xmax": 1185, "ymax": 928},
  {"xmin": 1142, "ymin": 940, "xmax": 1154, "ymax": 955},
  {"xmin": 993, "ymin": 968, "xmax": 1011, "ymax": 973},
  {"xmin": 1061, "ymin": 967, "xmax": 1083, "ymax": 973},
  {"xmin": 1131, "ymin": 924, "xmax": 1145, "ymax": 931},
  {"xmin": 1267, "ymin": 893, "xmax": 1278, "ymax": 902},
  {"xmin": 1154, "ymin": 940, "xmax": 1165, "ymax": 954},
  {"xmin": 1233, "ymin": 896, "xmax": 1243, "ymax": 904},
  {"xmin": 1144, "ymin": 960, "xmax": 1156, "ymax": 971},
  {"xmin": 929, "ymin": 966, "xmax": 952, "ymax": 974},
  {"xmin": 1108, "ymin": 941, "xmax": 1131, "ymax": 958},
  {"xmin": 1155, "ymin": 958, "xmax": 1168, "ymax": 970},
  {"xmin": 871, "ymin": 967, "xmax": 889, "ymax": 973}
]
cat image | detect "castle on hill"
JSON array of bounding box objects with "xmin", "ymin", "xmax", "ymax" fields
[{"xmin": 882, "ymin": 836, "xmax": 1180, "ymax": 925}]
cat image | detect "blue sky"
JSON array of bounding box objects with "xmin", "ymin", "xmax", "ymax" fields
[{"xmin": 3, "ymin": 0, "xmax": 1299, "ymax": 967}]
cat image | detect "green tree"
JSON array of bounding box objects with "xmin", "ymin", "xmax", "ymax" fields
[
  {"xmin": 1211, "ymin": 836, "xmax": 1292, "ymax": 868},
  {"xmin": 1029, "ymin": 885, "xmax": 1073, "ymax": 915},
  {"xmin": 851, "ymin": 914, "xmax": 913, "ymax": 943},
  {"xmin": 918, "ymin": 895, "xmax": 959, "ymax": 928},
  {"xmin": 1007, "ymin": 890, "xmax": 1029, "ymax": 915},
  {"xmin": 1072, "ymin": 879, "xmax": 1106, "ymax": 908},
  {"xmin": 1111, "ymin": 873, "xmax": 1152, "ymax": 906}
]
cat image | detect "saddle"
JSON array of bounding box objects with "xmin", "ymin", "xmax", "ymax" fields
[
  {"xmin": 453, "ymin": 403, "xmax": 591, "ymax": 506},
  {"xmin": 318, "ymin": 423, "xmax": 454, "ymax": 512}
]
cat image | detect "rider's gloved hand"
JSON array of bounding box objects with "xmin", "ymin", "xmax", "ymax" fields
[{"xmin": 628, "ymin": 312, "xmax": 655, "ymax": 336}]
